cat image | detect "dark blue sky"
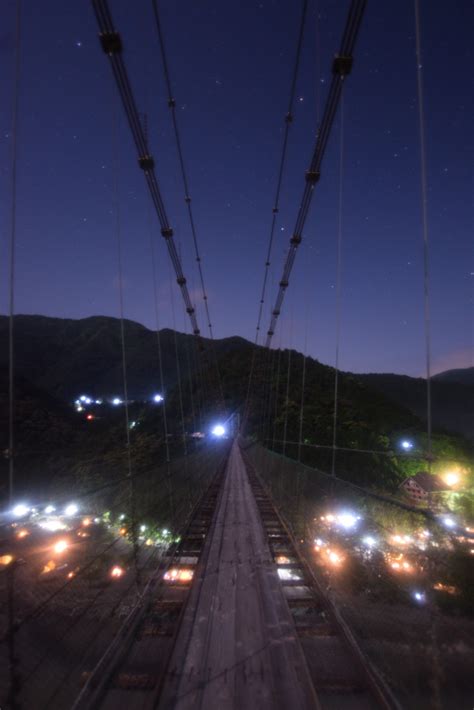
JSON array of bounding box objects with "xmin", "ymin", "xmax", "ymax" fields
[{"xmin": 1, "ymin": 0, "xmax": 472, "ymax": 376}]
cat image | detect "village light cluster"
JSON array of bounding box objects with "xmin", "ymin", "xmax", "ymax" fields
[
  {"xmin": 312, "ymin": 501, "xmax": 473, "ymax": 608},
  {"xmin": 74, "ymin": 393, "xmax": 165, "ymax": 413},
  {"xmin": 320, "ymin": 511, "xmax": 361, "ymax": 531}
]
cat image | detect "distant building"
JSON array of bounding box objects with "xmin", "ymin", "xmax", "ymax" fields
[{"xmin": 400, "ymin": 471, "xmax": 450, "ymax": 503}]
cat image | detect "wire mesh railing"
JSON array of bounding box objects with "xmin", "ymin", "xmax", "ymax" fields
[
  {"xmin": 243, "ymin": 440, "xmax": 474, "ymax": 709},
  {"xmin": 0, "ymin": 440, "xmax": 229, "ymax": 709}
]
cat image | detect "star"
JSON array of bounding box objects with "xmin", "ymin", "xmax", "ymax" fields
[{"xmin": 76, "ymin": 41, "xmax": 82, "ymax": 48}]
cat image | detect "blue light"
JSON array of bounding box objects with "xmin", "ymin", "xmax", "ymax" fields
[
  {"xmin": 211, "ymin": 424, "xmax": 226, "ymax": 437},
  {"xmin": 413, "ymin": 591, "xmax": 426, "ymax": 604}
]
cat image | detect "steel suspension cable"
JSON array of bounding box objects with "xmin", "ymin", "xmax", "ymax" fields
[
  {"xmin": 91, "ymin": 0, "xmax": 201, "ymax": 338},
  {"xmin": 6, "ymin": 3, "xmax": 21, "ymax": 705},
  {"xmin": 147, "ymin": 200, "xmax": 173, "ymax": 518},
  {"xmin": 169, "ymin": 263, "xmax": 187, "ymax": 460},
  {"xmin": 414, "ymin": 0, "xmax": 433, "ymax": 469},
  {"xmin": 151, "ymin": 0, "xmax": 213, "ymax": 341},
  {"xmin": 254, "ymin": 0, "xmax": 309, "ymax": 344},
  {"xmin": 243, "ymin": 0, "xmax": 308, "ymax": 429},
  {"xmin": 282, "ymin": 307, "xmax": 294, "ymax": 457},
  {"xmin": 150, "ymin": 0, "xmax": 225, "ymax": 415},
  {"xmin": 414, "ymin": 7, "xmax": 440, "ymax": 707},
  {"xmin": 331, "ymin": 95, "xmax": 344, "ymax": 478},
  {"xmin": 265, "ymin": 0, "xmax": 366, "ymax": 347},
  {"xmin": 112, "ymin": 110, "xmax": 141, "ymax": 588}
]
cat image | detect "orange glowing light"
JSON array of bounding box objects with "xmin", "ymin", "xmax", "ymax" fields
[
  {"xmin": 42, "ymin": 560, "xmax": 56, "ymax": 574},
  {"xmin": 17, "ymin": 529, "xmax": 29, "ymax": 539},
  {"xmin": 110, "ymin": 565, "xmax": 124, "ymax": 579},
  {"xmin": 322, "ymin": 548, "xmax": 344, "ymax": 566},
  {"xmin": 82, "ymin": 517, "xmax": 91, "ymax": 527},
  {"xmin": 0, "ymin": 555, "xmax": 14, "ymax": 566},
  {"xmin": 164, "ymin": 567, "xmax": 194, "ymax": 583},
  {"xmin": 67, "ymin": 571, "xmax": 75, "ymax": 579},
  {"xmin": 433, "ymin": 582, "xmax": 457, "ymax": 595},
  {"xmin": 53, "ymin": 539, "xmax": 68, "ymax": 554},
  {"xmin": 386, "ymin": 552, "xmax": 414, "ymax": 574},
  {"xmin": 119, "ymin": 527, "xmax": 127, "ymax": 536},
  {"xmin": 276, "ymin": 555, "xmax": 290, "ymax": 564}
]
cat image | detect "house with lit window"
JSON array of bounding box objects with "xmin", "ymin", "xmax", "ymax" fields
[{"xmin": 400, "ymin": 471, "xmax": 450, "ymax": 504}]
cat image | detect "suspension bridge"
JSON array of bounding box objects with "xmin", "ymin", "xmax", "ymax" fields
[{"xmin": 1, "ymin": 0, "xmax": 472, "ymax": 709}]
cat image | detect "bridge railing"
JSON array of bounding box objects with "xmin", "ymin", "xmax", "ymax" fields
[
  {"xmin": 243, "ymin": 439, "xmax": 473, "ymax": 709},
  {"xmin": 0, "ymin": 440, "xmax": 230, "ymax": 710}
]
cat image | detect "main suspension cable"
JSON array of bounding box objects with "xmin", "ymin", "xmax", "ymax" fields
[
  {"xmin": 91, "ymin": 0, "xmax": 201, "ymax": 338},
  {"xmin": 265, "ymin": 0, "xmax": 366, "ymax": 347},
  {"xmin": 243, "ymin": 0, "xmax": 308, "ymax": 429}
]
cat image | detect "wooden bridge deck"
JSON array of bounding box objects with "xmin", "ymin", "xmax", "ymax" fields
[{"xmin": 158, "ymin": 440, "xmax": 318, "ymax": 709}]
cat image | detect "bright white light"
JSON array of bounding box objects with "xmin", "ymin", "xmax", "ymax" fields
[
  {"xmin": 112, "ymin": 397, "xmax": 122, "ymax": 406},
  {"xmin": 140, "ymin": 525, "xmax": 147, "ymax": 532},
  {"xmin": 53, "ymin": 539, "xmax": 68, "ymax": 554},
  {"xmin": 401, "ymin": 440, "xmax": 413, "ymax": 451},
  {"xmin": 362, "ymin": 536, "xmax": 377, "ymax": 547},
  {"xmin": 162, "ymin": 528, "xmax": 170, "ymax": 536},
  {"xmin": 77, "ymin": 406, "xmax": 84, "ymax": 412},
  {"xmin": 119, "ymin": 514, "xmax": 125, "ymax": 521},
  {"xmin": 413, "ymin": 591, "xmax": 425, "ymax": 603},
  {"xmin": 277, "ymin": 568, "xmax": 302, "ymax": 581},
  {"xmin": 40, "ymin": 519, "xmax": 66, "ymax": 532},
  {"xmin": 444, "ymin": 471, "xmax": 460, "ymax": 487},
  {"xmin": 337, "ymin": 513, "xmax": 358, "ymax": 530},
  {"xmin": 130, "ymin": 421, "xmax": 137, "ymax": 429},
  {"xmin": 153, "ymin": 394, "xmax": 164, "ymax": 403},
  {"xmin": 64, "ymin": 503, "xmax": 79, "ymax": 517},
  {"xmin": 12, "ymin": 504, "xmax": 29, "ymax": 518},
  {"xmin": 44, "ymin": 505, "xmax": 55, "ymax": 514},
  {"xmin": 95, "ymin": 399, "xmax": 102, "ymax": 405},
  {"xmin": 80, "ymin": 396, "xmax": 87, "ymax": 402},
  {"xmin": 84, "ymin": 397, "xmax": 92, "ymax": 405},
  {"xmin": 442, "ymin": 517, "xmax": 455, "ymax": 529},
  {"xmin": 211, "ymin": 424, "xmax": 226, "ymax": 437}
]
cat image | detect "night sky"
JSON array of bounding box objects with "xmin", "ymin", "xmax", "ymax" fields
[{"xmin": 1, "ymin": 1, "xmax": 472, "ymax": 377}]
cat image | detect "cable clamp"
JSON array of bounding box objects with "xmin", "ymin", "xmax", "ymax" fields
[
  {"xmin": 99, "ymin": 31, "xmax": 122, "ymax": 55},
  {"xmin": 138, "ymin": 155, "xmax": 155, "ymax": 171},
  {"xmin": 305, "ymin": 170, "xmax": 320, "ymax": 183},
  {"xmin": 161, "ymin": 227, "xmax": 173, "ymax": 239},
  {"xmin": 332, "ymin": 55, "xmax": 353, "ymax": 76}
]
